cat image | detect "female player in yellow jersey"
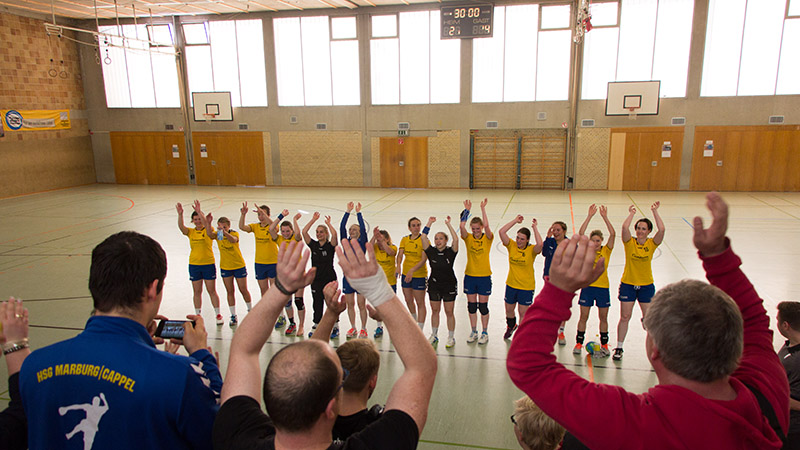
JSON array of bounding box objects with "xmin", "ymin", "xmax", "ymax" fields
[
  {"xmin": 613, "ymin": 201, "xmax": 665, "ymax": 361},
  {"xmin": 370, "ymin": 227, "xmax": 396, "ymax": 339},
  {"xmin": 421, "ymin": 216, "xmax": 459, "ymax": 348},
  {"xmin": 193, "ymin": 200, "xmax": 253, "ymax": 327},
  {"xmin": 238, "ymin": 202, "xmax": 289, "ymax": 330},
  {"xmin": 573, "ymin": 204, "xmax": 615, "ymax": 357},
  {"xmin": 177, "ymin": 202, "xmax": 222, "ymax": 325},
  {"xmin": 269, "ymin": 209, "xmax": 304, "ymax": 336},
  {"xmin": 460, "ymin": 198, "xmax": 494, "ymax": 345},
  {"xmin": 397, "ymin": 217, "xmax": 428, "ymax": 331},
  {"xmin": 498, "ymin": 214, "xmax": 542, "ymax": 340}
]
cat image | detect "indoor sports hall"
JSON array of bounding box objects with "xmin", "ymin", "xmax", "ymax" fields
[{"xmin": 1, "ymin": 0, "xmax": 799, "ymax": 449}]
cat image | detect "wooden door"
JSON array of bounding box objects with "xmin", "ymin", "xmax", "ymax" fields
[
  {"xmin": 648, "ymin": 131, "xmax": 683, "ymax": 191},
  {"xmin": 690, "ymin": 130, "xmax": 726, "ymax": 191},
  {"xmin": 380, "ymin": 137, "xmax": 428, "ymax": 188},
  {"xmin": 616, "ymin": 127, "xmax": 683, "ymax": 191},
  {"xmin": 111, "ymin": 132, "xmax": 185, "ymax": 185},
  {"xmin": 192, "ymin": 132, "xmax": 266, "ymax": 186}
]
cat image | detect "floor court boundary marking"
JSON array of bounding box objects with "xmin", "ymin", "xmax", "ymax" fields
[{"xmin": 419, "ymin": 439, "xmax": 514, "ymax": 450}]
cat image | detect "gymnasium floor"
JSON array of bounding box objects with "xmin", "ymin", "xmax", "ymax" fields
[{"xmin": 1, "ymin": 184, "xmax": 799, "ymax": 450}]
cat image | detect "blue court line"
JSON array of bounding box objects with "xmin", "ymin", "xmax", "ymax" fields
[{"xmin": 682, "ymin": 217, "xmax": 694, "ymax": 229}]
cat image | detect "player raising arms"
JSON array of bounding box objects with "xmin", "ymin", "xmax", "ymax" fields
[
  {"xmin": 269, "ymin": 209, "xmax": 304, "ymax": 336},
  {"xmin": 613, "ymin": 201, "xmax": 665, "ymax": 361},
  {"xmin": 498, "ymin": 215, "xmax": 542, "ymax": 341},
  {"xmin": 421, "ymin": 216, "xmax": 459, "ymax": 348},
  {"xmin": 460, "ymin": 198, "xmax": 494, "ymax": 345},
  {"xmin": 370, "ymin": 227, "xmax": 397, "ymax": 338},
  {"xmin": 397, "ymin": 217, "xmax": 428, "ymax": 331},
  {"xmin": 573, "ymin": 204, "xmax": 615, "ymax": 356},
  {"xmin": 177, "ymin": 201, "xmax": 223, "ymax": 325},
  {"xmin": 193, "ymin": 200, "xmax": 252, "ymax": 327},
  {"xmin": 340, "ymin": 202, "xmax": 369, "ymax": 339},
  {"xmin": 541, "ymin": 220, "xmax": 569, "ymax": 345},
  {"xmin": 301, "ymin": 212, "xmax": 338, "ymax": 338}
]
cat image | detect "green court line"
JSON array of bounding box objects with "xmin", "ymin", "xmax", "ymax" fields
[
  {"xmin": 661, "ymin": 243, "xmax": 690, "ymax": 276},
  {"xmin": 420, "ymin": 439, "xmax": 515, "ymax": 450},
  {"xmin": 626, "ymin": 193, "xmax": 642, "ymax": 213},
  {"xmin": 364, "ymin": 191, "xmax": 397, "ymax": 209},
  {"xmin": 501, "ymin": 191, "xmax": 517, "ymax": 219},
  {"xmin": 750, "ymin": 194, "xmax": 800, "ymax": 221},
  {"xmin": 375, "ymin": 192, "xmax": 415, "ymax": 213}
]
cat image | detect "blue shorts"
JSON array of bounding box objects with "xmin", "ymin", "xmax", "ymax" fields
[
  {"xmin": 342, "ymin": 277, "xmax": 359, "ymax": 295},
  {"xmin": 390, "ymin": 284, "xmax": 397, "ymax": 293},
  {"xmin": 189, "ymin": 264, "xmax": 216, "ymax": 281},
  {"xmin": 255, "ymin": 263, "xmax": 276, "ymax": 281},
  {"xmin": 579, "ymin": 286, "xmax": 611, "ymax": 308},
  {"xmin": 618, "ymin": 282, "xmax": 655, "ymax": 303},
  {"xmin": 401, "ymin": 277, "xmax": 426, "ymax": 290},
  {"xmin": 464, "ymin": 275, "xmax": 492, "ymax": 296},
  {"xmin": 504, "ymin": 285, "xmax": 534, "ymax": 306},
  {"xmin": 220, "ymin": 266, "xmax": 247, "ymax": 279}
]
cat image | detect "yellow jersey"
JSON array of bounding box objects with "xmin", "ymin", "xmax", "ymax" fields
[
  {"xmin": 374, "ymin": 243, "xmax": 398, "ymax": 285},
  {"xmin": 187, "ymin": 228, "xmax": 215, "ymax": 266},
  {"xmin": 399, "ymin": 235, "xmax": 427, "ymax": 278},
  {"xmin": 505, "ymin": 241, "xmax": 536, "ymax": 291},
  {"xmin": 589, "ymin": 245, "xmax": 613, "ymax": 289},
  {"xmin": 462, "ymin": 233, "xmax": 493, "ymax": 277},
  {"xmin": 217, "ymin": 230, "xmax": 246, "ymax": 271},
  {"xmin": 248, "ymin": 223, "xmax": 279, "ymax": 265},
  {"xmin": 621, "ymin": 238, "xmax": 658, "ymax": 285}
]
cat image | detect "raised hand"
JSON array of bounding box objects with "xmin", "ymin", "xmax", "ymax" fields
[
  {"xmin": 464, "ymin": 199, "xmax": 472, "ymax": 210},
  {"xmin": 276, "ymin": 241, "xmax": 316, "ymax": 292},
  {"xmin": 480, "ymin": 198, "xmax": 488, "ymax": 209},
  {"xmin": 240, "ymin": 202, "xmax": 248, "ymax": 215},
  {"xmin": 323, "ymin": 281, "xmax": 346, "ymax": 315},
  {"xmin": 176, "ymin": 203, "xmax": 184, "ymax": 215},
  {"xmin": 531, "ymin": 218, "xmax": 538, "ymax": 227},
  {"xmin": 294, "ymin": 212, "xmax": 302, "ymax": 221},
  {"xmin": 347, "ymin": 202, "xmax": 354, "ymax": 213},
  {"xmin": 588, "ymin": 204, "xmax": 597, "ymax": 216},
  {"xmin": 281, "ymin": 209, "xmax": 289, "ymax": 217},
  {"xmin": 192, "ymin": 200, "xmax": 203, "ymax": 214},
  {"xmin": 692, "ymin": 192, "xmax": 728, "ymax": 258},
  {"xmin": 206, "ymin": 213, "xmax": 213, "ymax": 225},
  {"xmin": 355, "ymin": 202, "xmax": 362, "ymax": 213},
  {"xmin": 548, "ymin": 235, "xmax": 605, "ymax": 293},
  {"xmin": 651, "ymin": 201, "xmax": 661, "ymax": 212},
  {"xmin": 312, "ymin": 211, "xmax": 320, "ymax": 221},
  {"xmin": 324, "ymin": 215, "xmax": 332, "ymax": 225},
  {"xmin": 373, "ymin": 226, "xmax": 382, "ymax": 240},
  {"xmin": 428, "ymin": 216, "xmax": 437, "ymax": 225},
  {"xmin": 515, "ymin": 214, "xmax": 524, "ymax": 224},
  {"xmin": 628, "ymin": 205, "xmax": 636, "ymax": 215},
  {"xmin": 0, "ymin": 297, "xmax": 29, "ymax": 344},
  {"xmin": 336, "ymin": 239, "xmax": 379, "ymax": 280},
  {"xmin": 599, "ymin": 205, "xmax": 608, "ymax": 218}
]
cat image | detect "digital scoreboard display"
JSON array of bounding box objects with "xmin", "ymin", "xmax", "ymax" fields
[{"xmin": 441, "ymin": 4, "xmax": 493, "ymax": 39}]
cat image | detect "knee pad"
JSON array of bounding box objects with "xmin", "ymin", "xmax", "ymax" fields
[
  {"xmin": 478, "ymin": 303, "xmax": 489, "ymax": 316},
  {"xmin": 295, "ymin": 297, "xmax": 305, "ymax": 311},
  {"xmin": 467, "ymin": 302, "xmax": 478, "ymax": 314}
]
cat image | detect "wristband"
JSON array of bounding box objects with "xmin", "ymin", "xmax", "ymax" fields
[
  {"xmin": 422, "ymin": 226, "xmax": 430, "ymax": 235},
  {"xmin": 3, "ymin": 339, "xmax": 29, "ymax": 355},
  {"xmin": 345, "ymin": 270, "xmax": 395, "ymax": 308},
  {"xmin": 277, "ymin": 214, "xmax": 285, "ymax": 221},
  {"xmin": 460, "ymin": 209, "xmax": 470, "ymax": 222},
  {"xmin": 273, "ymin": 276, "xmax": 293, "ymax": 296}
]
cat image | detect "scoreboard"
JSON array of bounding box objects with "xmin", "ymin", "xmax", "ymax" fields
[{"xmin": 440, "ymin": 4, "xmax": 493, "ymax": 39}]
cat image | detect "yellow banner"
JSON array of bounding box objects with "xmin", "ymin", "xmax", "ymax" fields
[{"xmin": 1, "ymin": 110, "xmax": 71, "ymax": 131}]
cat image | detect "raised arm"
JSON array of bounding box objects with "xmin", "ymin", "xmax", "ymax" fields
[
  {"xmin": 480, "ymin": 198, "xmax": 493, "ymax": 240},
  {"xmin": 621, "ymin": 205, "xmax": 636, "ymax": 243},
  {"xmin": 531, "ymin": 218, "xmax": 543, "ymax": 254},
  {"xmin": 373, "ymin": 227, "xmax": 396, "ymax": 256},
  {"xmin": 355, "ymin": 203, "xmax": 367, "ymax": 245},
  {"xmin": 421, "ymin": 217, "xmax": 435, "ymax": 250},
  {"xmin": 651, "ymin": 201, "xmax": 665, "ymax": 245},
  {"xmin": 499, "ymin": 215, "xmax": 523, "ymax": 246},
  {"xmin": 336, "ymin": 241, "xmax": 437, "ymax": 434},
  {"xmin": 293, "ymin": 213, "xmax": 302, "ymax": 241},
  {"xmin": 578, "ymin": 204, "xmax": 597, "ymax": 236},
  {"xmin": 192, "ymin": 200, "xmax": 215, "ymax": 239},
  {"xmin": 268, "ymin": 209, "xmax": 288, "ymax": 240},
  {"xmin": 599, "ymin": 206, "xmax": 616, "ymax": 250},
  {"xmin": 445, "ymin": 216, "xmax": 458, "ymax": 253},
  {"xmin": 311, "ymin": 281, "xmax": 345, "ymax": 342},
  {"xmin": 222, "ymin": 229, "xmax": 238, "ymax": 244},
  {"xmin": 302, "ymin": 212, "xmax": 320, "ymax": 245},
  {"xmin": 325, "ymin": 215, "xmax": 338, "ymax": 247},
  {"xmin": 176, "ymin": 203, "xmax": 189, "ymax": 235},
  {"xmin": 220, "ymin": 242, "xmax": 316, "ymax": 404},
  {"xmin": 460, "ymin": 200, "xmax": 471, "ymax": 239},
  {"xmin": 340, "ymin": 202, "xmax": 353, "ymax": 241},
  {"xmin": 238, "ymin": 202, "xmax": 252, "ymax": 233}
]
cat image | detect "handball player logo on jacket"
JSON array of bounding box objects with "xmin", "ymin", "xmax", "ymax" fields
[{"xmin": 59, "ymin": 393, "xmax": 110, "ymax": 449}]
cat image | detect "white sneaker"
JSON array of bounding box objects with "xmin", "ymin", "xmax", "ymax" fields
[
  {"xmin": 477, "ymin": 331, "xmax": 489, "ymax": 345},
  {"xmin": 446, "ymin": 336, "xmax": 456, "ymax": 348},
  {"xmin": 215, "ymin": 314, "xmax": 224, "ymax": 326},
  {"xmin": 428, "ymin": 333, "xmax": 438, "ymax": 345},
  {"xmin": 467, "ymin": 330, "xmax": 479, "ymax": 343}
]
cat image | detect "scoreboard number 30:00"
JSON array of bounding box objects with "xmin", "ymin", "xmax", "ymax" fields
[{"xmin": 440, "ymin": 4, "xmax": 494, "ymax": 39}]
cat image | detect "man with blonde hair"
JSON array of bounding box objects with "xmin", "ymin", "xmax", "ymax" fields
[{"xmin": 512, "ymin": 396, "xmax": 564, "ymax": 450}]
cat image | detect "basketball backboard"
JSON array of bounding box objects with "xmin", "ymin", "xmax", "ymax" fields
[
  {"xmin": 605, "ymin": 81, "xmax": 660, "ymax": 116},
  {"xmin": 192, "ymin": 92, "xmax": 233, "ymax": 122}
]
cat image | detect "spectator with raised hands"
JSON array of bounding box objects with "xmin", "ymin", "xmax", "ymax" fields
[
  {"xmin": 507, "ymin": 193, "xmax": 789, "ymax": 450},
  {"xmin": 0, "ymin": 297, "xmax": 30, "ymax": 450},
  {"xmin": 214, "ymin": 239, "xmax": 437, "ymax": 449}
]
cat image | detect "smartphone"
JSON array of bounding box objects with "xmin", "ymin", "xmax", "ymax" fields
[{"xmin": 155, "ymin": 320, "xmax": 194, "ymax": 339}]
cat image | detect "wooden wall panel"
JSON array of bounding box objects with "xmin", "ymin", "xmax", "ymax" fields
[
  {"xmin": 650, "ymin": 131, "xmax": 683, "ymax": 191},
  {"xmin": 614, "ymin": 127, "xmax": 683, "ymax": 191},
  {"xmin": 192, "ymin": 132, "xmax": 265, "ymax": 186},
  {"xmin": 472, "ymin": 137, "xmax": 517, "ymax": 189},
  {"xmin": 520, "ymin": 135, "xmax": 566, "ymax": 189},
  {"xmin": 380, "ymin": 138, "xmax": 403, "ymax": 188},
  {"xmin": 110, "ymin": 132, "xmax": 188, "ymax": 185},
  {"xmin": 720, "ymin": 132, "xmax": 741, "ymax": 191},
  {"xmin": 379, "ymin": 137, "xmax": 428, "ymax": 188},
  {"xmin": 690, "ymin": 131, "xmax": 725, "ymax": 191},
  {"xmin": 608, "ymin": 133, "xmax": 626, "ymax": 190}
]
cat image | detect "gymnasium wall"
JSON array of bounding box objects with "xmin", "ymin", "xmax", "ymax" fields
[{"xmin": 0, "ymin": 12, "xmax": 95, "ymax": 197}]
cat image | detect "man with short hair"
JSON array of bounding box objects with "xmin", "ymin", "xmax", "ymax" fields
[
  {"xmin": 213, "ymin": 239, "xmax": 437, "ymax": 449},
  {"xmin": 777, "ymin": 301, "xmax": 800, "ymax": 449},
  {"xmin": 20, "ymin": 231, "xmax": 222, "ymax": 450},
  {"xmin": 507, "ymin": 193, "xmax": 789, "ymax": 449}
]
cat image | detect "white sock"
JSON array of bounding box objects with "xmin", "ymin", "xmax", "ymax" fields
[
  {"xmin": 449, "ymin": 330, "xmax": 455, "ymax": 338},
  {"xmin": 195, "ymin": 308, "xmax": 202, "ymax": 315},
  {"xmin": 558, "ymin": 326, "xmax": 565, "ymax": 333},
  {"xmin": 418, "ymin": 322, "xmax": 424, "ymax": 330},
  {"xmin": 229, "ymin": 305, "xmax": 236, "ymax": 316},
  {"xmin": 214, "ymin": 307, "xmax": 220, "ymax": 316},
  {"xmin": 245, "ymin": 302, "xmax": 252, "ymax": 312},
  {"xmin": 412, "ymin": 312, "xmax": 418, "ymax": 321},
  {"xmin": 376, "ymin": 321, "xmax": 383, "ymax": 327},
  {"xmin": 432, "ymin": 327, "xmax": 438, "ymax": 336},
  {"xmin": 617, "ymin": 341, "xmax": 624, "ymax": 348}
]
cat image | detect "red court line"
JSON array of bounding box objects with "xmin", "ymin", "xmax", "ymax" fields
[
  {"xmin": 0, "ymin": 183, "xmax": 95, "ymax": 201},
  {"xmin": 568, "ymin": 192, "xmax": 576, "ymax": 233},
  {"xmin": 0, "ymin": 193, "xmax": 135, "ymax": 245},
  {"xmin": 587, "ymin": 354, "xmax": 595, "ymax": 382}
]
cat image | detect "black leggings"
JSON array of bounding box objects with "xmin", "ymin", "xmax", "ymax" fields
[{"xmin": 310, "ymin": 278, "xmax": 336, "ymax": 324}]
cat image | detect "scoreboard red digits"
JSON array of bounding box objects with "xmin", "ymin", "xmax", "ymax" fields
[{"xmin": 441, "ymin": 4, "xmax": 493, "ymax": 39}]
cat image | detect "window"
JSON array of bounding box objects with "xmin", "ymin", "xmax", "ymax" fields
[
  {"xmin": 581, "ymin": 0, "xmax": 694, "ymax": 100},
  {"xmin": 702, "ymin": 0, "xmax": 800, "ymax": 96},
  {"xmin": 472, "ymin": 4, "xmax": 572, "ymax": 103},
  {"xmin": 183, "ymin": 19, "xmax": 268, "ymax": 107},
  {"xmin": 370, "ymin": 11, "xmax": 460, "ymax": 105},
  {"xmin": 273, "ymin": 16, "xmax": 359, "ymax": 106},
  {"xmin": 98, "ymin": 24, "xmax": 180, "ymax": 108}
]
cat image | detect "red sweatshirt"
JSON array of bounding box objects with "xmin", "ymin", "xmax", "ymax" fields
[{"xmin": 507, "ymin": 243, "xmax": 789, "ymax": 450}]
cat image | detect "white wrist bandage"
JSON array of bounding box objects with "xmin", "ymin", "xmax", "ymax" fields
[{"xmin": 346, "ymin": 270, "xmax": 395, "ymax": 307}]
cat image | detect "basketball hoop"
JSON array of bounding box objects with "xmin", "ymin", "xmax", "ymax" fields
[
  {"xmin": 627, "ymin": 107, "xmax": 639, "ymax": 121},
  {"xmin": 202, "ymin": 113, "xmax": 216, "ymax": 123}
]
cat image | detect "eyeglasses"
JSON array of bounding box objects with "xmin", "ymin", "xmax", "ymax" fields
[
  {"xmin": 330, "ymin": 368, "xmax": 350, "ymax": 400},
  {"xmin": 510, "ymin": 414, "xmax": 517, "ymax": 426}
]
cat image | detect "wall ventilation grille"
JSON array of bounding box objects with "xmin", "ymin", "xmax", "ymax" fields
[
  {"xmin": 671, "ymin": 117, "xmax": 686, "ymax": 125},
  {"xmin": 486, "ymin": 121, "xmax": 499, "ymax": 128},
  {"xmin": 238, "ymin": 123, "xmax": 248, "ymax": 130},
  {"xmin": 769, "ymin": 115, "xmax": 785, "ymax": 124},
  {"xmin": 398, "ymin": 122, "xmax": 410, "ymax": 130},
  {"xmin": 580, "ymin": 119, "xmax": 595, "ymax": 127},
  {"xmin": 316, "ymin": 123, "xmax": 327, "ymax": 130}
]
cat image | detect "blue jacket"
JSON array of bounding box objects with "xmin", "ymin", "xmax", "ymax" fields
[
  {"xmin": 341, "ymin": 211, "xmax": 367, "ymax": 251},
  {"xmin": 20, "ymin": 316, "xmax": 222, "ymax": 450}
]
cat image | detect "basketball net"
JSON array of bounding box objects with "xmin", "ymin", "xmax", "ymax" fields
[
  {"xmin": 627, "ymin": 107, "xmax": 638, "ymax": 121},
  {"xmin": 203, "ymin": 114, "xmax": 216, "ymax": 123}
]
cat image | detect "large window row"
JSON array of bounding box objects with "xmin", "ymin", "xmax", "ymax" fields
[{"xmin": 98, "ymin": 1, "xmax": 800, "ymax": 108}]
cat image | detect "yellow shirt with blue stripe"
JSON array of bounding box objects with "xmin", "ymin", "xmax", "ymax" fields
[
  {"xmin": 249, "ymin": 223, "xmax": 278, "ymax": 265},
  {"xmin": 621, "ymin": 238, "xmax": 658, "ymax": 285},
  {"xmin": 217, "ymin": 230, "xmax": 245, "ymax": 271},
  {"xmin": 400, "ymin": 235, "xmax": 427, "ymax": 278},
  {"xmin": 188, "ymin": 228, "xmax": 215, "ymax": 266},
  {"xmin": 505, "ymin": 241, "xmax": 536, "ymax": 291},
  {"xmin": 375, "ymin": 243, "xmax": 398, "ymax": 285},
  {"xmin": 462, "ymin": 233, "xmax": 493, "ymax": 277}
]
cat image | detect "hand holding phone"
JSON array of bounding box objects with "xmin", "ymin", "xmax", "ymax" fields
[{"xmin": 155, "ymin": 320, "xmax": 195, "ymax": 339}]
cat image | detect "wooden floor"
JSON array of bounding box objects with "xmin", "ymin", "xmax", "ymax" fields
[{"xmin": 1, "ymin": 184, "xmax": 799, "ymax": 450}]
